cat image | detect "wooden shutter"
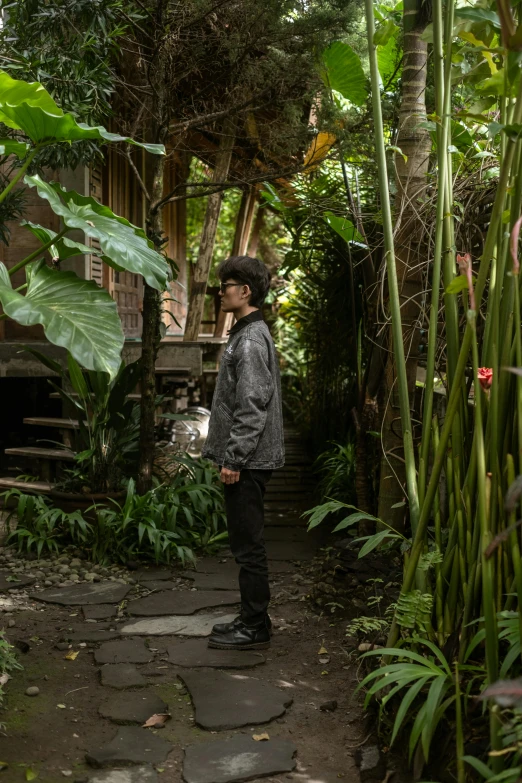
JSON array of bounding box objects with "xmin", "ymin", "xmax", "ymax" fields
[{"xmin": 89, "ymin": 164, "xmax": 104, "ymax": 287}]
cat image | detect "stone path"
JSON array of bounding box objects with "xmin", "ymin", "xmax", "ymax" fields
[{"xmin": 0, "ymin": 428, "xmax": 366, "ymax": 783}]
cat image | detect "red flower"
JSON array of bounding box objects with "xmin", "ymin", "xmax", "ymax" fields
[{"xmin": 478, "ymin": 367, "xmax": 493, "ymax": 391}]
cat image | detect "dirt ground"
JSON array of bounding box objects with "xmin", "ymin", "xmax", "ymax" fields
[{"xmin": 0, "ymin": 555, "xmax": 376, "ymax": 783}]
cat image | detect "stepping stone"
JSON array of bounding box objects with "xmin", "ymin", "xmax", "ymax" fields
[
  {"xmin": 183, "ymin": 735, "xmax": 297, "ymax": 783},
  {"xmin": 34, "ymin": 582, "xmax": 131, "ymax": 605},
  {"xmin": 100, "ymin": 664, "xmax": 147, "ymax": 689},
  {"xmin": 138, "ymin": 580, "xmax": 175, "ymax": 592},
  {"xmin": 98, "ymin": 691, "xmax": 168, "ymax": 724},
  {"xmin": 190, "ymin": 558, "xmax": 238, "ymax": 574},
  {"xmin": 128, "ymin": 590, "xmax": 240, "ymax": 616},
  {"xmin": 83, "ymin": 605, "xmax": 118, "ymax": 620},
  {"xmin": 167, "ymin": 639, "xmax": 264, "ymax": 669},
  {"xmin": 181, "ymin": 572, "xmax": 238, "ymax": 591},
  {"xmin": 95, "ymin": 640, "xmax": 151, "ymax": 664},
  {"xmin": 88, "ymin": 769, "xmax": 158, "ymax": 783},
  {"xmin": 135, "ymin": 569, "xmax": 173, "ymax": 582},
  {"xmin": 267, "ymin": 561, "xmax": 295, "ymax": 573},
  {"xmin": 179, "ymin": 670, "xmax": 293, "ymax": 729},
  {"xmin": 264, "ymin": 527, "xmax": 308, "ymax": 542},
  {"xmin": 86, "ymin": 726, "xmax": 172, "ymax": 768},
  {"xmin": 66, "ymin": 628, "xmax": 120, "ymax": 644},
  {"xmin": 265, "ymin": 541, "xmax": 315, "ymax": 561},
  {"xmin": 120, "ymin": 613, "xmax": 236, "ymax": 637},
  {"xmin": 0, "ymin": 571, "xmax": 35, "ymax": 592}
]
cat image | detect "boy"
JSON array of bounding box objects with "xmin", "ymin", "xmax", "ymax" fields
[{"xmin": 202, "ymin": 255, "xmax": 285, "ymax": 650}]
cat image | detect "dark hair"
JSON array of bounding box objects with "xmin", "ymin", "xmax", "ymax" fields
[{"xmin": 217, "ymin": 255, "xmax": 271, "ymax": 308}]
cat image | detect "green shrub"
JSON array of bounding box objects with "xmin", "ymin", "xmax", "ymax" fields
[
  {"xmin": 314, "ymin": 441, "xmax": 356, "ymax": 505},
  {"xmin": 0, "ymin": 631, "xmax": 21, "ymax": 709},
  {"xmin": 2, "ymin": 455, "xmax": 227, "ymax": 565}
]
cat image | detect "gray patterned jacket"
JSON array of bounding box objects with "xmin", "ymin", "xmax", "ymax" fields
[{"xmin": 202, "ymin": 311, "xmax": 285, "ymax": 471}]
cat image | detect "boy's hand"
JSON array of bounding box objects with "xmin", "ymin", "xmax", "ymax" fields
[{"xmin": 220, "ymin": 467, "xmax": 240, "ymax": 484}]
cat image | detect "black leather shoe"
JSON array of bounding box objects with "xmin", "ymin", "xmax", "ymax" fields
[
  {"xmin": 207, "ymin": 620, "xmax": 271, "ymax": 650},
  {"xmin": 212, "ymin": 615, "xmax": 273, "ymax": 636}
]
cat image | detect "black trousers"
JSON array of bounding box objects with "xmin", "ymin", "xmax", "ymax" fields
[{"xmin": 223, "ymin": 468, "xmax": 272, "ymax": 626}]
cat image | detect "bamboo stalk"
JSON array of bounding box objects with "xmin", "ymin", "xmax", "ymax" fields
[
  {"xmin": 364, "ymin": 0, "xmax": 419, "ymax": 533},
  {"xmin": 418, "ymin": 0, "xmax": 448, "ymax": 503},
  {"xmin": 387, "ymin": 76, "xmax": 522, "ymax": 649}
]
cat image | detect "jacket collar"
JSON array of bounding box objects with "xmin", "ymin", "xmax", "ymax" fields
[{"xmin": 228, "ymin": 309, "xmax": 263, "ymax": 336}]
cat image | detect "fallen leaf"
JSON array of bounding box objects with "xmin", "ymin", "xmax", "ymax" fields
[
  {"xmin": 156, "ymin": 769, "xmax": 165, "ymax": 773},
  {"xmin": 142, "ymin": 713, "xmax": 170, "ymax": 728},
  {"xmin": 321, "ymin": 670, "xmax": 329, "ymax": 675},
  {"xmin": 318, "ymin": 645, "xmax": 328, "ymax": 655},
  {"xmin": 57, "ymin": 704, "xmax": 66, "ymax": 709},
  {"xmin": 64, "ymin": 650, "xmax": 79, "ymax": 661},
  {"xmin": 318, "ymin": 655, "xmax": 330, "ymax": 664},
  {"xmin": 25, "ymin": 769, "xmax": 38, "ymax": 781},
  {"xmin": 0, "ymin": 673, "xmax": 10, "ymax": 687},
  {"xmin": 252, "ymin": 733, "xmax": 270, "ymax": 741}
]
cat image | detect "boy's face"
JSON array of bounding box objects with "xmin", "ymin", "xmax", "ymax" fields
[{"xmin": 219, "ymin": 277, "xmax": 252, "ymax": 312}]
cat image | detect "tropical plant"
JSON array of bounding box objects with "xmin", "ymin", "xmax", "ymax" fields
[
  {"xmin": 3, "ymin": 491, "xmax": 92, "ymax": 556},
  {"xmin": 0, "ymin": 631, "xmax": 22, "ymax": 711},
  {"xmin": 3, "ymin": 456, "xmax": 226, "ymax": 565},
  {"xmin": 88, "ymin": 464, "xmax": 227, "ymax": 564},
  {"xmin": 25, "ymin": 348, "xmax": 143, "ymax": 493},
  {"xmin": 0, "ymin": 70, "xmax": 169, "ymax": 379},
  {"xmin": 313, "ymin": 441, "xmax": 357, "ymax": 505}
]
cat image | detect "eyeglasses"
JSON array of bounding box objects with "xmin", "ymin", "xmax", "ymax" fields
[{"xmin": 219, "ymin": 282, "xmax": 243, "ymax": 294}]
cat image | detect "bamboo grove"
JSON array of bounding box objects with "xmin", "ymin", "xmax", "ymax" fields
[{"xmin": 357, "ymin": 0, "xmax": 522, "ymax": 777}]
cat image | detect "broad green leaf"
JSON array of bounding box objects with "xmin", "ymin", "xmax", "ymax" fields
[
  {"xmin": 477, "ymin": 69, "xmax": 514, "ymax": 97},
  {"xmin": 0, "ymin": 71, "xmax": 165, "ymax": 155},
  {"xmin": 455, "ymin": 7, "xmax": 500, "ymax": 28},
  {"xmin": 391, "ymin": 675, "xmax": 431, "ymax": 745},
  {"xmin": 21, "ymin": 221, "xmax": 96, "ymax": 261},
  {"xmin": 321, "ymin": 42, "xmax": 368, "ymax": 106},
  {"xmin": 446, "ymin": 275, "xmax": 469, "ymax": 294},
  {"xmin": 422, "ymin": 675, "xmax": 448, "ymax": 759},
  {"xmin": 354, "ymin": 529, "xmax": 400, "ymax": 557},
  {"xmin": 462, "ymin": 756, "xmax": 494, "ymax": 780},
  {"xmin": 374, "ymin": 20, "xmax": 399, "ymax": 46},
  {"xmin": 67, "ymin": 354, "xmax": 89, "ymax": 399},
  {"xmin": 302, "ymin": 499, "xmax": 349, "ymax": 530},
  {"xmin": 0, "ymin": 139, "xmax": 30, "ymax": 158},
  {"xmin": 24, "ymin": 175, "xmax": 169, "ymax": 290},
  {"xmin": 332, "ymin": 511, "xmax": 379, "ymax": 532},
  {"xmin": 0, "ymin": 260, "xmax": 123, "ymax": 378},
  {"xmin": 0, "ymin": 71, "xmax": 59, "ymax": 113},
  {"xmin": 378, "ymin": 29, "xmax": 400, "ymax": 84},
  {"xmin": 323, "ymin": 211, "xmax": 365, "ymax": 245}
]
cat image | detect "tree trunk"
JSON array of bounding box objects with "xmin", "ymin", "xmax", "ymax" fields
[
  {"xmin": 184, "ymin": 117, "xmax": 236, "ymax": 341},
  {"xmin": 137, "ymin": 3, "xmax": 170, "ymax": 494},
  {"xmin": 137, "ymin": 151, "xmax": 165, "ymax": 495},
  {"xmin": 377, "ymin": 4, "xmax": 431, "ymax": 531}
]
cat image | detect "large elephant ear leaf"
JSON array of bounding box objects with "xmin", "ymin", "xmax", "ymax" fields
[
  {"xmin": 24, "ymin": 175, "xmax": 169, "ymax": 291},
  {"xmin": 0, "ymin": 70, "xmax": 164, "ymax": 155},
  {"xmin": 0, "ymin": 260, "xmax": 124, "ymax": 379},
  {"xmin": 21, "ymin": 221, "xmax": 97, "ymax": 261},
  {"xmin": 321, "ymin": 41, "xmax": 368, "ymax": 106}
]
